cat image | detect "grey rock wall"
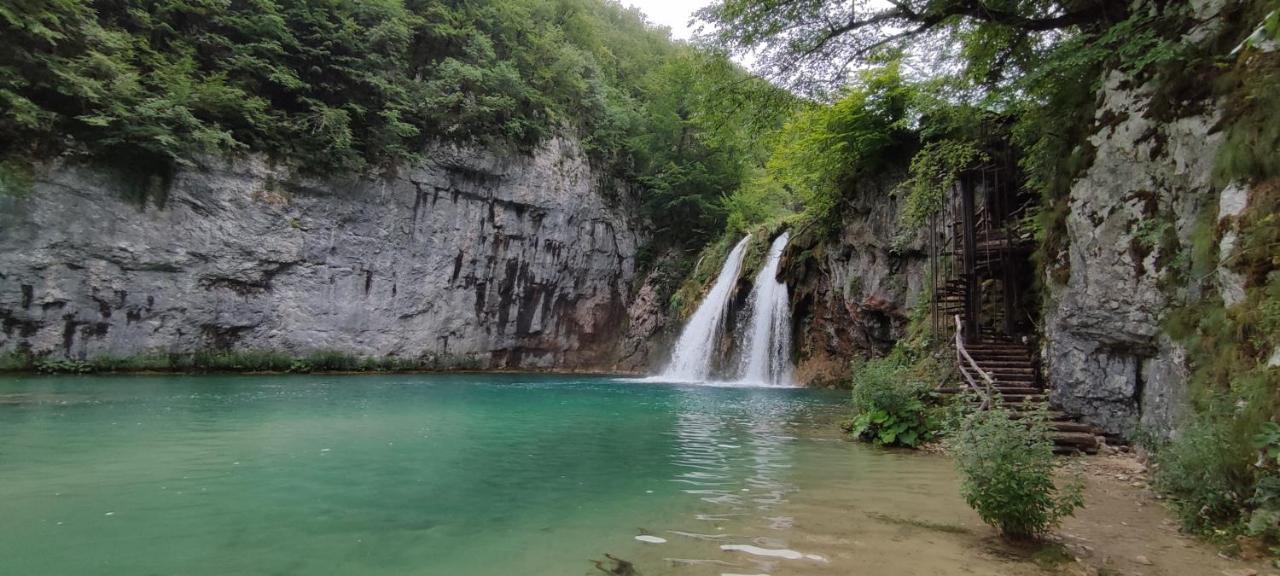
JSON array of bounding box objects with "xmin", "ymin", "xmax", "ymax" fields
[
  {"xmin": 782, "ymin": 171, "xmax": 929, "ymax": 386},
  {"xmin": 0, "ymin": 138, "xmax": 641, "ymax": 369},
  {"xmin": 1043, "ymin": 0, "xmax": 1237, "ymax": 437}
]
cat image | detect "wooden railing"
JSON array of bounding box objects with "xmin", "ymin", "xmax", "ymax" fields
[{"xmin": 954, "ymin": 314, "xmax": 995, "ymax": 409}]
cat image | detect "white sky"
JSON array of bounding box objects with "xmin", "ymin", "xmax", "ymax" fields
[{"xmin": 623, "ymin": 0, "xmax": 714, "ymax": 40}]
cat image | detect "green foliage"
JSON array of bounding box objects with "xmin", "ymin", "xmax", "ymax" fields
[
  {"xmin": 1255, "ymin": 422, "xmax": 1280, "ymax": 469},
  {"xmin": 752, "ymin": 62, "xmax": 915, "ymax": 233},
  {"xmin": 0, "ymin": 0, "xmax": 786, "ymax": 247},
  {"xmin": 0, "ymin": 351, "xmax": 34, "ymax": 371},
  {"xmin": 722, "ymin": 177, "xmax": 796, "ymax": 235},
  {"xmin": 1215, "ymin": 52, "xmax": 1280, "ymax": 184},
  {"xmin": 34, "ymin": 357, "xmax": 93, "ymax": 374},
  {"xmin": 668, "ymin": 233, "xmax": 735, "ymax": 319},
  {"xmin": 3, "ymin": 349, "xmax": 485, "ymax": 374},
  {"xmin": 89, "ymin": 353, "xmax": 175, "ymax": 372},
  {"xmin": 901, "ymin": 139, "xmax": 985, "ymax": 230},
  {"xmin": 0, "ymin": 156, "xmax": 34, "ymax": 198},
  {"xmin": 1154, "ymin": 178, "xmax": 1279, "ymax": 545},
  {"xmin": 952, "ymin": 407, "xmax": 1084, "ymax": 540},
  {"xmin": 188, "ymin": 350, "xmax": 296, "ymax": 372},
  {"xmin": 848, "ymin": 353, "xmax": 939, "ymax": 448},
  {"xmin": 1155, "ymin": 412, "xmax": 1261, "ymax": 534}
]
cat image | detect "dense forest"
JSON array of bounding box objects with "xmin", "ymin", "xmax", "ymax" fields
[{"xmin": 0, "ymin": 0, "xmax": 791, "ymax": 247}]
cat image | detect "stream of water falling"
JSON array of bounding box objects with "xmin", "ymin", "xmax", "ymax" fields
[
  {"xmin": 661, "ymin": 236, "xmax": 751, "ymax": 381},
  {"xmin": 735, "ymin": 231, "xmax": 794, "ymax": 386}
]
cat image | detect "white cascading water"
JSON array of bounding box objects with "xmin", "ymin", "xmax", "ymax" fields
[
  {"xmin": 661, "ymin": 236, "xmax": 751, "ymax": 381},
  {"xmin": 735, "ymin": 232, "xmax": 794, "ymax": 386}
]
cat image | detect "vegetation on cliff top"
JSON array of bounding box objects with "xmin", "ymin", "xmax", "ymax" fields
[{"xmin": 0, "ymin": 0, "xmax": 793, "ymax": 248}]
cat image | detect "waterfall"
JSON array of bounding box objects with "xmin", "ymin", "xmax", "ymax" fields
[
  {"xmin": 735, "ymin": 232, "xmax": 794, "ymax": 386},
  {"xmin": 661, "ymin": 236, "xmax": 751, "ymax": 381}
]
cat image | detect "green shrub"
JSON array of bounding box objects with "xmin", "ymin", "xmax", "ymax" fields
[
  {"xmin": 33, "ymin": 357, "xmax": 93, "ymax": 374},
  {"xmin": 89, "ymin": 353, "xmax": 174, "ymax": 372},
  {"xmin": 848, "ymin": 356, "xmax": 938, "ymax": 448},
  {"xmin": 1156, "ymin": 412, "xmax": 1264, "ymax": 534},
  {"xmin": 952, "ymin": 407, "xmax": 1083, "ymax": 540},
  {"xmin": 190, "ymin": 350, "xmax": 295, "ymax": 372},
  {"xmin": 0, "ymin": 351, "xmax": 34, "ymax": 371},
  {"xmin": 2, "ymin": 348, "xmax": 488, "ymax": 374},
  {"xmin": 301, "ymin": 350, "xmax": 362, "ymax": 372}
]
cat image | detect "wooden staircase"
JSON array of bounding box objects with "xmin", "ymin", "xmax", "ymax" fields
[
  {"xmin": 935, "ymin": 338, "xmax": 1100, "ymax": 454},
  {"xmin": 927, "ymin": 170, "xmax": 1100, "ymax": 454}
]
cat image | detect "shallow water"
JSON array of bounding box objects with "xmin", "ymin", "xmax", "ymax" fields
[{"xmin": 0, "ymin": 373, "xmax": 1002, "ymax": 575}]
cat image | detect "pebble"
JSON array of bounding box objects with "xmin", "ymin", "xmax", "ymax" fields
[
  {"xmin": 635, "ymin": 535, "xmax": 666, "ymax": 544},
  {"xmin": 1135, "ymin": 555, "xmax": 1153, "ymax": 565},
  {"xmin": 1220, "ymin": 569, "xmax": 1258, "ymax": 576}
]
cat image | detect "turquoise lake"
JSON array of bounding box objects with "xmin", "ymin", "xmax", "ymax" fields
[{"xmin": 0, "ymin": 373, "xmax": 982, "ymax": 575}]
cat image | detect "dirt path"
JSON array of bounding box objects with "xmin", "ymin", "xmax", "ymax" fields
[
  {"xmin": 766, "ymin": 449, "xmax": 1276, "ymax": 576},
  {"xmin": 1047, "ymin": 452, "xmax": 1273, "ymax": 576}
]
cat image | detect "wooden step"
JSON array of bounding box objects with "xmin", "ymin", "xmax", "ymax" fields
[
  {"xmin": 965, "ymin": 344, "xmax": 1029, "ymax": 351},
  {"xmin": 937, "ymin": 386, "xmax": 1041, "ymax": 395},
  {"xmin": 975, "ymin": 360, "xmax": 1034, "ymax": 369},
  {"xmin": 983, "ymin": 366, "xmax": 1035, "ymax": 373},
  {"xmin": 1049, "ymin": 421, "xmax": 1098, "ymax": 434},
  {"xmin": 971, "ymin": 355, "xmax": 1032, "ymax": 363},
  {"xmin": 998, "ymin": 394, "xmax": 1046, "ymax": 403},
  {"xmin": 969, "ymin": 355, "xmax": 1032, "ymax": 363},
  {"xmin": 1051, "ymin": 432, "xmax": 1100, "ymax": 453},
  {"xmin": 1004, "ymin": 401, "xmax": 1055, "ymax": 412},
  {"xmin": 991, "ymin": 380, "xmax": 1038, "ymax": 387},
  {"xmin": 985, "ymin": 372, "xmax": 1036, "ymax": 381},
  {"xmin": 1054, "ymin": 444, "xmax": 1099, "ymax": 455},
  {"xmin": 992, "ymin": 387, "xmax": 1042, "ymax": 395},
  {"xmin": 965, "ymin": 348, "xmax": 1030, "ymax": 355},
  {"xmin": 1010, "ymin": 410, "xmax": 1068, "ymax": 421},
  {"xmin": 967, "ymin": 355, "xmax": 1029, "ymax": 363}
]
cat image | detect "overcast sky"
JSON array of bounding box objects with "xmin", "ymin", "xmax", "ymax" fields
[{"xmin": 623, "ymin": 0, "xmax": 713, "ymax": 40}]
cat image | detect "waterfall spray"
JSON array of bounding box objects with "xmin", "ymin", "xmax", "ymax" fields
[
  {"xmin": 661, "ymin": 236, "xmax": 751, "ymax": 381},
  {"xmin": 735, "ymin": 232, "xmax": 794, "ymax": 386}
]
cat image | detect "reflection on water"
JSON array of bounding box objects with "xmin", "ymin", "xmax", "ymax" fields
[{"xmin": 0, "ymin": 374, "xmax": 1011, "ymax": 576}]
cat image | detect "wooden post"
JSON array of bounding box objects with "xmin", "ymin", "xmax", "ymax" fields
[{"xmin": 960, "ymin": 176, "xmax": 979, "ymax": 342}]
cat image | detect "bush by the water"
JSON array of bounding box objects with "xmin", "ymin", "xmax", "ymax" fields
[
  {"xmin": 0, "ymin": 350, "xmax": 484, "ymax": 374},
  {"xmin": 847, "ymin": 355, "xmax": 938, "ymax": 448},
  {"xmin": 952, "ymin": 407, "xmax": 1083, "ymax": 540}
]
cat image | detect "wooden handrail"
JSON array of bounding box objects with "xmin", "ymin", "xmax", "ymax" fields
[{"xmin": 954, "ymin": 314, "xmax": 995, "ymax": 409}]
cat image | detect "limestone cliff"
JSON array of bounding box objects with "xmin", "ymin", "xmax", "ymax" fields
[
  {"xmin": 781, "ymin": 172, "xmax": 930, "ymax": 387},
  {"xmin": 1044, "ymin": 0, "xmax": 1268, "ymax": 438},
  {"xmin": 0, "ymin": 138, "xmax": 641, "ymax": 369}
]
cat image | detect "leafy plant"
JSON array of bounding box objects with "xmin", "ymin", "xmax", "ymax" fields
[
  {"xmin": 34, "ymin": 357, "xmax": 93, "ymax": 374},
  {"xmin": 0, "ymin": 351, "xmax": 34, "ymax": 371},
  {"xmin": 1156, "ymin": 410, "xmax": 1268, "ymax": 537},
  {"xmin": 1255, "ymin": 422, "xmax": 1280, "ymax": 467},
  {"xmin": 848, "ymin": 355, "xmax": 938, "ymax": 448},
  {"xmin": 901, "ymin": 139, "xmax": 986, "ymax": 230},
  {"xmin": 952, "ymin": 407, "xmax": 1083, "ymax": 540}
]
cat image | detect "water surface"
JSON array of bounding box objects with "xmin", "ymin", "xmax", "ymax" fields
[{"xmin": 0, "ymin": 373, "xmax": 994, "ymax": 575}]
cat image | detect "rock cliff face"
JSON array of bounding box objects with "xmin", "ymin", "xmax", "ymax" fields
[
  {"xmin": 782, "ymin": 173, "xmax": 929, "ymax": 387},
  {"xmin": 0, "ymin": 138, "xmax": 641, "ymax": 369},
  {"xmin": 1043, "ymin": 0, "xmax": 1248, "ymax": 438}
]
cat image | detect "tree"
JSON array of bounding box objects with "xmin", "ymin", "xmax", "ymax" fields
[{"xmin": 695, "ymin": 0, "xmax": 1125, "ymax": 96}]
